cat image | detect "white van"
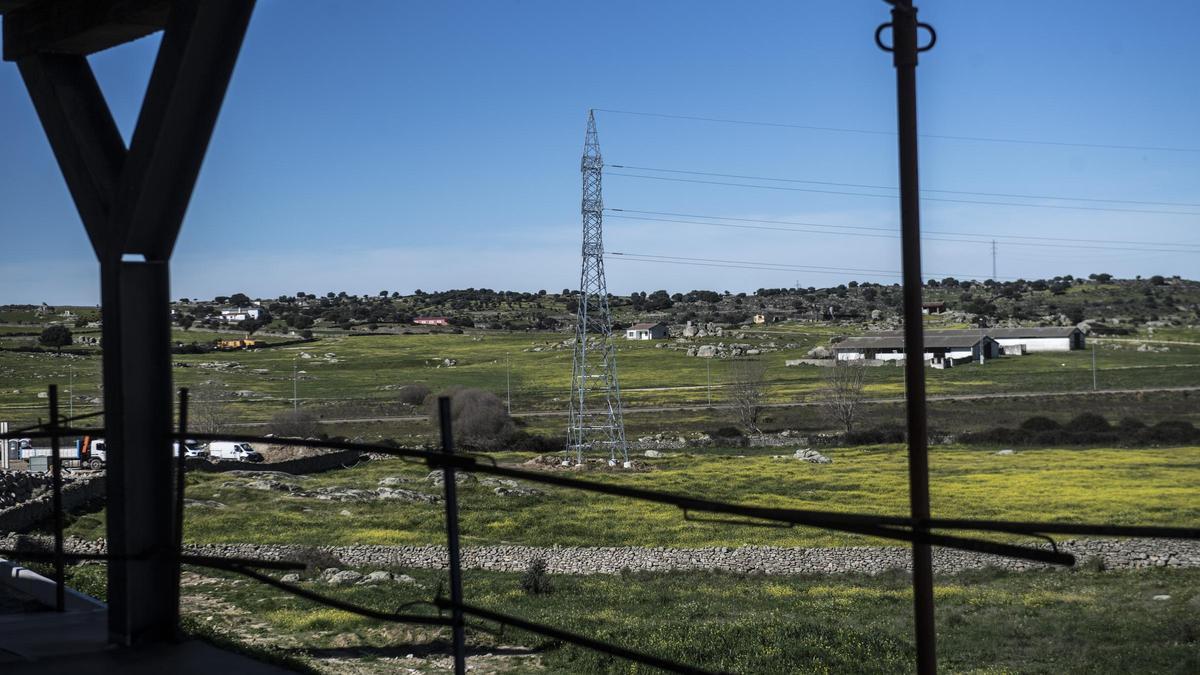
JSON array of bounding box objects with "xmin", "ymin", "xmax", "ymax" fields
[{"xmin": 207, "ymin": 441, "xmax": 263, "ymax": 462}]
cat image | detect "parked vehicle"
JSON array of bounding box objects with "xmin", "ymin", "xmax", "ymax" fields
[
  {"xmin": 173, "ymin": 440, "xmax": 207, "ymax": 458},
  {"xmin": 14, "ymin": 437, "xmax": 107, "ymax": 469},
  {"xmin": 207, "ymin": 441, "xmax": 263, "ymax": 462}
]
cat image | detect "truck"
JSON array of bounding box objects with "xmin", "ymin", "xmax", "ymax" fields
[{"xmin": 11, "ymin": 436, "xmax": 107, "ymax": 469}]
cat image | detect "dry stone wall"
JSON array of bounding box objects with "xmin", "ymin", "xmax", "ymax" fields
[{"xmin": 4, "ymin": 535, "xmax": 1196, "ymax": 576}]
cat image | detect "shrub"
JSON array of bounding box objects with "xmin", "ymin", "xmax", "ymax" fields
[
  {"xmin": 38, "ymin": 325, "xmax": 73, "ymax": 352},
  {"xmin": 428, "ymin": 387, "xmax": 515, "ymax": 449},
  {"xmin": 711, "ymin": 426, "xmax": 744, "ymax": 439},
  {"xmin": 1020, "ymin": 416, "xmax": 1060, "ymax": 432},
  {"xmin": 396, "ymin": 384, "xmax": 431, "ymax": 406},
  {"xmin": 268, "ymin": 409, "xmax": 320, "ymax": 438},
  {"xmin": 1116, "ymin": 417, "xmax": 1147, "ymax": 432},
  {"xmin": 843, "ymin": 425, "xmax": 905, "ymax": 445},
  {"xmin": 1144, "ymin": 420, "xmax": 1199, "ymax": 444},
  {"xmin": 520, "ymin": 558, "xmax": 553, "ymax": 595},
  {"xmin": 1066, "ymin": 413, "xmax": 1111, "ymax": 433}
]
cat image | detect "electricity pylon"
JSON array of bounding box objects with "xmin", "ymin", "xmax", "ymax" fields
[{"xmin": 566, "ymin": 110, "xmax": 628, "ymax": 465}]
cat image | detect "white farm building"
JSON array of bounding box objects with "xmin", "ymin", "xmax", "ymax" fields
[
  {"xmin": 834, "ymin": 333, "xmax": 1000, "ymax": 367},
  {"xmin": 986, "ymin": 326, "xmax": 1085, "ymax": 353},
  {"xmin": 625, "ymin": 322, "xmax": 668, "ymax": 340}
]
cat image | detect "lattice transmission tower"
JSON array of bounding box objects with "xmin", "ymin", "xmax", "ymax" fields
[{"xmin": 566, "ymin": 110, "xmax": 629, "ymax": 465}]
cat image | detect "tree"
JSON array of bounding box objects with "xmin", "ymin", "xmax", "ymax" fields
[
  {"xmin": 39, "ymin": 325, "xmax": 73, "ymax": 352},
  {"xmin": 727, "ymin": 359, "xmax": 768, "ymax": 435},
  {"xmin": 190, "ymin": 380, "xmax": 239, "ymax": 435},
  {"xmin": 229, "ymin": 292, "xmax": 251, "ymax": 306},
  {"xmin": 268, "ymin": 409, "xmax": 320, "ymax": 438},
  {"xmin": 819, "ymin": 361, "xmax": 867, "ymax": 433}
]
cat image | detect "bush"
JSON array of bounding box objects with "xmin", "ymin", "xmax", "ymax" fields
[
  {"xmin": 428, "ymin": 387, "xmax": 515, "ymax": 449},
  {"xmin": 396, "ymin": 384, "xmax": 431, "ymax": 406},
  {"xmin": 38, "ymin": 325, "xmax": 73, "ymax": 352},
  {"xmin": 1116, "ymin": 417, "xmax": 1147, "ymax": 432},
  {"xmin": 1066, "ymin": 413, "xmax": 1110, "ymax": 433},
  {"xmin": 843, "ymin": 425, "xmax": 906, "ymax": 446},
  {"xmin": 1143, "ymin": 420, "xmax": 1199, "ymax": 444},
  {"xmin": 1020, "ymin": 416, "xmax": 1060, "ymax": 432},
  {"xmin": 711, "ymin": 426, "xmax": 744, "ymax": 439},
  {"xmin": 268, "ymin": 409, "xmax": 320, "ymax": 438},
  {"xmin": 520, "ymin": 558, "xmax": 553, "ymax": 595}
]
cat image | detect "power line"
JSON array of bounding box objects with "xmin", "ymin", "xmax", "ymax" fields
[
  {"xmin": 608, "ymin": 251, "xmax": 1014, "ymax": 281},
  {"xmin": 608, "ymin": 171, "xmax": 1200, "ymax": 217},
  {"xmin": 594, "ymin": 108, "xmax": 1200, "ymax": 154},
  {"xmin": 609, "ymin": 164, "xmax": 1200, "ymax": 210},
  {"xmin": 606, "ymin": 209, "xmax": 1200, "ymax": 253}
]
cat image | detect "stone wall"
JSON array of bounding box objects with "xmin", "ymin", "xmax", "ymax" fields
[
  {"xmin": 185, "ymin": 449, "xmax": 366, "ymax": 476},
  {"xmin": 6, "ymin": 536, "xmax": 1196, "ymax": 576},
  {"xmin": 0, "ymin": 475, "xmax": 106, "ymax": 533}
]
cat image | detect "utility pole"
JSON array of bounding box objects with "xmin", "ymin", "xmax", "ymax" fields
[
  {"xmin": 878, "ymin": 2, "xmax": 937, "ymax": 672},
  {"xmin": 293, "ymin": 358, "xmax": 298, "ymax": 412},
  {"xmin": 566, "ymin": 110, "xmax": 629, "ymax": 466},
  {"xmin": 991, "ymin": 240, "xmax": 997, "ymax": 280},
  {"xmin": 506, "ymin": 353, "xmax": 512, "ymax": 414},
  {"xmin": 68, "ymin": 363, "xmax": 75, "ymax": 418}
]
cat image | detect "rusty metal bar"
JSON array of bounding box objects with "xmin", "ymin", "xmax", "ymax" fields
[
  {"xmin": 48, "ymin": 385, "xmax": 65, "ymax": 612},
  {"xmin": 438, "ymin": 396, "xmax": 467, "ymax": 674}
]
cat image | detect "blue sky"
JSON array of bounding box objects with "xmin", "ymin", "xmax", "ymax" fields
[{"xmin": 2, "ymin": 0, "xmax": 1199, "ymax": 304}]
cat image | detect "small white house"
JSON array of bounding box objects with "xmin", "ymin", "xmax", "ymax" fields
[
  {"xmin": 219, "ymin": 307, "xmax": 262, "ymax": 323},
  {"xmin": 986, "ymin": 327, "xmax": 1084, "ymax": 353},
  {"xmin": 625, "ymin": 322, "xmax": 668, "ymax": 340}
]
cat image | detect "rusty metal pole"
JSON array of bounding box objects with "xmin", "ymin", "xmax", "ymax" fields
[
  {"xmin": 438, "ymin": 396, "xmax": 467, "ymax": 674},
  {"xmin": 49, "ymin": 384, "xmax": 65, "ymax": 612},
  {"xmin": 878, "ymin": 1, "xmax": 937, "ymax": 672}
]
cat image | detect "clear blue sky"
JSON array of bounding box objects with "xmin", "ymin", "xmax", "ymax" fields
[{"xmin": 2, "ymin": 0, "xmax": 1198, "ymax": 304}]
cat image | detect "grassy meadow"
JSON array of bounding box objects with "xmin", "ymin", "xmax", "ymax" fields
[
  {"xmin": 2, "ymin": 325, "xmax": 1200, "ymax": 429},
  {"xmin": 58, "ymin": 445, "xmax": 1200, "ymax": 548},
  {"xmin": 51, "ymin": 561, "xmax": 1200, "ymax": 674}
]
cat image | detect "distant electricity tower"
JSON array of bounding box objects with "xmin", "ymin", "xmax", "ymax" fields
[{"xmin": 566, "ymin": 110, "xmax": 629, "ymax": 466}]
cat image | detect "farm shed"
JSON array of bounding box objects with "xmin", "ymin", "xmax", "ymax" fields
[
  {"xmin": 834, "ymin": 333, "xmax": 999, "ymax": 365},
  {"xmin": 986, "ymin": 326, "xmax": 1085, "ymax": 353},
  {"xmin": 625, "ymin": 322, "xmax": 668, "ymax": 340}
]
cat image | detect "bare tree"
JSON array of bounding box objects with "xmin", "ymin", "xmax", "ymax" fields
[
  {"xmin": 727, "ymin": 358, "xmax": 768, "ymax": 435},
  {"xmin": 188, "ymin": 380, "xmax": 239, "ymax": 435},
  {"xmin": 820, "ymin": 360, "xmax": 867, "ymax": 433}
]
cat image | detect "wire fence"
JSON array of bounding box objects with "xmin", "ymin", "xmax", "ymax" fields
[{"xmin": 2, "ymin": 385, "xmax": 1198, "ymax": 674}]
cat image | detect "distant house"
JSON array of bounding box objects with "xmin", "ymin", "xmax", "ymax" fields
[
  {"xmin": 625, "ymin": 322, "xmax": 668, "ymax": 340},
  {"xmin": 752, "ymin": 313, "xmax": 768, "ymax": 324},
  {"xmin": 834, "ymin": 333, "xmax": 999, "ymax": 366},
  {"xmin": 986, "ymin": 326, "xmax": 1084, "ymax": 353},
  {"xmin": 921, "ymin": 302, "xmax": 946, "ymax": 315},
  {"xmin": 413, "ymin": 316, "xmax": 450, "ymax": 326},
  {"xmin": 216, "ymin": 338, "xmax": 260, "ymax": 350},
  {"xmin": 219, "ymin": 307, "xmax": 262, "ymax": 323}
]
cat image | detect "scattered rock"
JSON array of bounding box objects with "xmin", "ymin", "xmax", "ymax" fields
[
  {"xmin": 793, "ymin": 448, "xmax": 831, "ymax": 464},
  {"xmin": 358, "ymin": 570, "xmax": 392, "ymax": 585},
  {"xmin": 328, "ymin": 570, "xmax": 364, "ymax": 586},
  {"xmin": 996, "ymin": 449, "xmax": 1016, "ymax": 456},
  {"xmin": 643, "ymin": 449, "xmax": 664, "ymax": 458},
  {"xmin": 280, "ymin": 573, "xmax": 301, "ymax": 583},
  {"xmin": 1152, "ymin": 594, "xmax": 1171, "ymax": 601},
  {"xmin": 426, "ymin": 470, "xmax": 477, "ymax": 487}
]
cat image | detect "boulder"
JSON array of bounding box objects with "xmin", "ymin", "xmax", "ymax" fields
[
  {"xmin": 644, "ymin": 450, "xmax": 664, "ymax": 458},
  {"xmin": 996, "ymin": 449, "xmax": 1015, "ymax": 456},
  {"xmin": 426, "ymin": 470, "xmax": 477, "ymax": 487},
  {"xmin": 696, "ymin": 345, "xmax": 717, "ymax": 358},
  {"xmin": 328, "ymin": 570, "xmax": 363, "ymax": 586},
  {"xmin": 280, "ymin": 573, "xmax": 301, "ymax": 583},
  {"xmin": 358, "ymin": 571, "xmax": 393, "ymax": 585},
  {"xmin": 793, "ymin": 448, "xmax": 831, "ymax": 464},
  {"xmin": 807, "ymin": 345, "xmax": 833, "ymax": 359}
]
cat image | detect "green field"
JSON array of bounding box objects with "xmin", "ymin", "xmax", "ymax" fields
[
  {"xmin": 51, "ymin": 561, "xmax": 1200, "ymax": 674},
  {"xmin": 59, "ymin": 445, "xmax": 1200, "ymax": 548},
  {"xmin": 3, "ymin": 327, "xmax": 1199, "ymax": 430}
]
